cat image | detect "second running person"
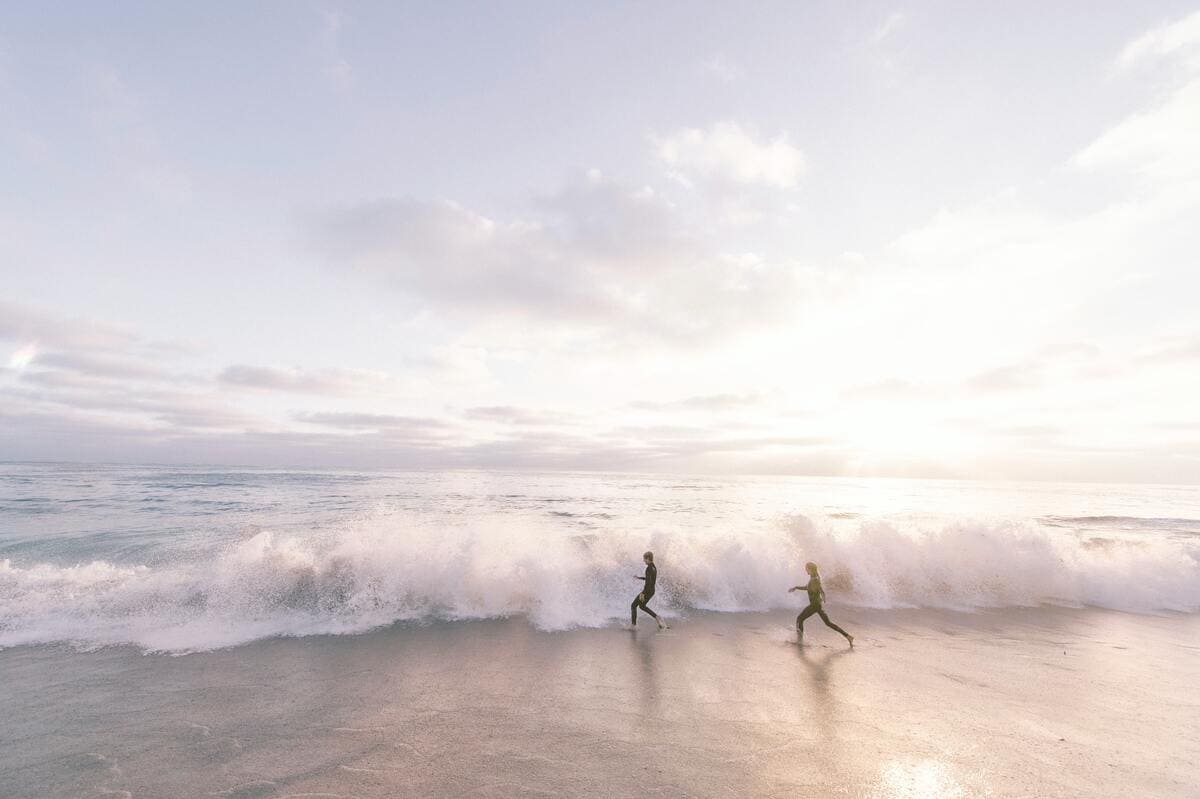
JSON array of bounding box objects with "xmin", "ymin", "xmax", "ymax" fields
[
  {"xmin": 631, "ymin": 551, "xmax": 668, "ymax": 629},
  {"xmin": 789, "ymin": 561, "xmax": 853, "ymax": 647}
]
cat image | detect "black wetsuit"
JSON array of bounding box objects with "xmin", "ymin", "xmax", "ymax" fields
[
  {"xmin": 796, "ymin": 575, "xmax": 850, "ymax": 639},
  {"xmin": 631, "ymin": 563, "xmax": 659, "ymax": 625}
]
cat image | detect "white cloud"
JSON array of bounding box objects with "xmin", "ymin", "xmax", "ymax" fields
[
  {"xmin": 630, "ymin": 393, "xmax": 760, "ymax": 412},
  {"xmin": 218, "ymin": 364, "xmax": 396, "ymax": 396},
  {"xmin": 295, "ymin": 411, "xmax": 450, "ymax": 435},
  {"xmin": 1074, "ymin": 77, "xmax": 1200, "ymax": 181},
  {"xmin": 891, "ymin": 189, "xmax": 1048, "ymax": 263},
  {"xmin": 461, "ymin": 406, "xmax": 578, "ymax": 426},
  {"xmin": 310, "ymin": 173, "xmax": 801, "ymax": 343},
  {"xmin": 653, "ymin": 121, "xmax": 805, "ymax": 189},
  {"xmin": 1117, "ymin": 10, "xmax": 1200, "ymax": 71},
  {"xmin": 1078, "ymin": 13, "xmax": 1200, "ymax": 183},
  {"xmin": 313, "ymin": 173, "xmax": 685, "ymax": 290}
]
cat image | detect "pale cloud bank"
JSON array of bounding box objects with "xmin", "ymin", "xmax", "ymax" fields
[
  {"xmin": 630, "ymin": 393, "xmax": 761, "ymax": 412},
  {"xmin": 294, "ymin": 412, "xmax": 450, "ymax": 435},
  {"xmin": 219, "ymin": 364, "xmax": 396, "ymax": 397},
  {"xmin": 462, "ymin": 406, "xmax": 578, "ymax": 426},
  {"xmin": 0, "ymin": 299, "xmax": 139, "ymax": 353}
]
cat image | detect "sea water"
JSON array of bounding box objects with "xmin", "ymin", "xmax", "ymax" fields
[{"xmin": 2, "ymin": 462, "xmax": 1198, "ymax": 653}]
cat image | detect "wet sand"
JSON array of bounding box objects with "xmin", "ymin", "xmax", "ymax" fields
[{"xmin": 2, "ymin": 607, "xmax": 1197, "ymax": 798}]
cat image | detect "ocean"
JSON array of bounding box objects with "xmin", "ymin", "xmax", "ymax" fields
[
  {"xmin": 2, "ymin": 463, "xmax": 1198, "ymax": 652},
  {"xmin": 2, "ymin": 464, "xmax": 1198, "ymax": 798}
]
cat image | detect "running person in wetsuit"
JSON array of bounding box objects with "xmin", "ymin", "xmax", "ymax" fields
[
  {"xmin": 631, "ymin": 551, "xmax": 667, "ymax": 629},
  {"xmin": 789, "ymin": 561, "xmax": 853, "ymax": 646}
]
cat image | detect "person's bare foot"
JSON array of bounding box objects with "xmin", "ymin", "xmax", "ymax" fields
[
  {"xmin": 847, "ymin": 635, "xmax": 855, "ymax": 647},
  {"xmin": 657, "ymin": 619, "xmax": 668, "ymax": 630}
]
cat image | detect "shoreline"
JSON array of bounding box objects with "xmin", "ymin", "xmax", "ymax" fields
[{"xmin": 3, "ymin": 598, "xmax": 1196, "ymax": 658}]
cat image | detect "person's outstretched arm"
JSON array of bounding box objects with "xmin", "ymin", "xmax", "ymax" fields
[{"xmin": 788, "ymin": 580, "xmax": 811, "ymax": 593}]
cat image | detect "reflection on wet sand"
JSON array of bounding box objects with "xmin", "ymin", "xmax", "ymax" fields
[
  {"xmin": 793, "ymin": 647, "xmax": 970, "ymax": 799},
  {"xmin": 628, "ymin": 627, "xmax": 662, "ymax": 715},
  {"xmin": 1, "ymin": 608, "xmax": 1195, "ymax": 798},
  {"xmin": 870, "ymin": 758, "xmax": 967, "ymax": 799},
  {"xmin": 775, "ymin": 644, "xmax": 854, "ymax": 793}
]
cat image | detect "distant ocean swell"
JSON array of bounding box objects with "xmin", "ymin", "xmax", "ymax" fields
[{"xmin": 1, "ymin": 514, "xmax": 1197, "ymax": 653}]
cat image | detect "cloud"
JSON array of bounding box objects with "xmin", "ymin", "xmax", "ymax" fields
[
  {"xmin": 890, "ymin": 190, "xmax": 1047, "ymax": 263},
  {"xmin": 218, "ymin": 364, "xmax": 395, "ymax": 396},
  {"xmin": 0, "ymin": 300, "xmax": 140, "ymax": 352},
  {"xmin": 840, "ymin": 379, "xmax": 931, "ymax": 401},
  {"xmin": 309, "ymin": 172, "xmax": 802, "ymax": 342},
  {"xmin": 1116, "ymin": 10, "xmax": 1200, "ymax": 70},
  {"xmin": 964, "ymin": 363, "xmax": 1042, "ymax": 392},
  {"xmin": 462, "ymin": 406, "xmax": 577, "ymax": 426},
  {"xmin": 620, "ymin": 429, "xmax": 834, "ymax": 456},
  {"xmin": 33, "ymin": 350, "xmax": 185, "ymax": 382},
  {"xmin": 0, "ymin": 300, "xmax": 249, "ymax": 431},
  {"xmin": 294, "ymin": 411, "xmax": 450, "ymax": 435},
  {"xmin": 533, "ymin": 171, "xmax": 687, "ymax": 263},
  {"xmin": 992, "ymin": 424, "xmax": 1062, "ymax": 439},
  {"xmin": 1139, "ymin": 336, "xmax": 1200, "ymax": 363},
  {"xmin": 310, "ymin": 176, "xmax": 679, "ymax": 320},
  {"xmin": 630, "ymin": 393, "xmax": 760, "ymax": 412},
  {"xmin": 1074, "ymin": 77, "xmax": 1200, "ymax": 181},
  {"xmin": 653, "ymin": 121, "xmax": 805, "ymax": 189},
  {"xmin": 0, "ymin": 301, "xmax": 272, "ymax": 437},
  {"xmin": 0, "ymin": 403, "xmax": 838, "ymax": 474},
  {"xmin": 3, "ymin": 381, "xmax": 256, "ymax": 431},
  {"xmin": 449, "ymin": 426, "xmax": 837, "ymax": 472},
  {"xmin": 1079, "ymin": 13, "xmax": 1200, "ymax": 182}
]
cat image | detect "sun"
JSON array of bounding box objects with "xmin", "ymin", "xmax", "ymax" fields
[{"xmin": 838, "ymin": 403, "xmax": 973, "ymax": 476}]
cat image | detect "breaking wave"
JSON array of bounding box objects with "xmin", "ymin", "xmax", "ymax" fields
[{"xmin": 2, "ymin": 514, "xmax": 1197, "ymax": 652}]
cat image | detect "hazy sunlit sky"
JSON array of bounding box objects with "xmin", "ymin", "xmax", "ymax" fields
[{"xmin": 2, "ymin": 2, "xmax": 1199, "ymax": 481}]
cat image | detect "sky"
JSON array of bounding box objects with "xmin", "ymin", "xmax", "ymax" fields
[{"xmin": 2, "ymin": 1, "xmax": 1199, "ymax": 482}]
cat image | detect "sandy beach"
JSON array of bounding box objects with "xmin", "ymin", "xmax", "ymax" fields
[{"xmin": 3, "ymin": 606, "xmax": 1196, "ymax": 799}]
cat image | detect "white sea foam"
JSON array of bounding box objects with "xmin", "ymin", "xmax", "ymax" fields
[{"xmin": 1, "ymin": 514, "xmax": 1197, "ymax": 652}]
